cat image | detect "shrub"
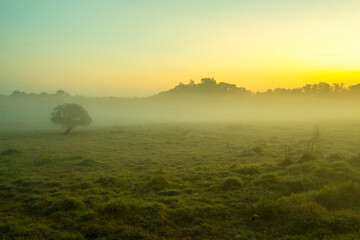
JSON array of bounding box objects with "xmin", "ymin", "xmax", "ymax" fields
[
  {"xmin": 117, "ymin": 225, "xmax": 153, "ymax": 240},
  {"xmin": 251, "ymin": 146, "xmax": 263, "ymax": 154},
  {"xmin": 95, "ymin": 176, "xmax": 121, "ymax": 188},
  {"xmin": 313, "ymin": 162, "xmax": 357, "ymax": 183},
  {"xmin": 255, "ymin": 199, "xmax": 327, "ymax": 236},
  {"xmin": 254, "ymin": 173, "xmax": 278, "ymax": 188},
  {"xmin": 326, "ymin": 153, "xmax": 344, "ymax": 162},
  {"xmin": 255, "ymin": 199, "xmax": 284, "ymax": 221},
  {"xmin": 326, "ymin": 211, "xmax": 360, "ymax": 234},
  {"xmin": 100, "ymin": 199, "xmax": 129, "ymax": 219},
  {"xmin": 195, "ymin": 204, "xmax": 228, "ymax": 220},
  {"xmin": 278, "ymin": 158, "xmax": 292, "ymax": 167},
  {"xmin": 298, "ymin": 153, "xmax": 316, "ymax": 163},
  {"xmin": 285, "ymin": 162, "xmax": 316, "ymax": 176},
  {"xmin": 147, "ymin": 176, "xmax": 171, "ymax": 191},
  {"xmin": 313, "ymin": 166, "xmax": 334, "ymax": 180},
  {"xmin": 0, "ymin": 148, "xmax": 21, "ymax": 156},
  {"xmin": 284, "ymin": 201, "xmax": 327, "ymax": 236},
  {"xmin": 221, "ymin": 177, "xmax": 243, "ymax": 191},
  {"xmin": 169, "ymin": 207, "xmax": 199, "ymax": 227},
  {"xmin": 279, "ymin": 177, "xmax": 313, "ymax": 194},
  {"xmin": 25, "ymin": 195, "xmax": 54, "ymax": 215},
  {"xmin": 45, "ymin": 196, "xmax": 86, "ymax": 214},
  {"xmin": 138, "ymin": 202, "xmax": 167, "ymax": 227},
  {"xmin": 313, "ymin": 183, "xmax": 360, "ymax": 210},
  {"xmin": 348, "ymin": 154, "xmax": 360, "ymax": 166}
]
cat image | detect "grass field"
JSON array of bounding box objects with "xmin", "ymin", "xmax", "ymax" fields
[{"xmin": 1, "ymin": 122, "xmax": 360, "ymax": 239}]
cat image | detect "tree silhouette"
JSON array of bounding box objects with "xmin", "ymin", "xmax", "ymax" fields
[
  {"xmin": 200, "ymin": 77, "xmax": 217, "ymax": 86},
  {"xmin": 55, "ymin": 89, "xmax": 69, "ymax": 96},
  {"xmin": 50, "ymin": 103, "xmax": 92, "ymax": 134}
]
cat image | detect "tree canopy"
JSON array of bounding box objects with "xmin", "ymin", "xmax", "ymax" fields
[{"xmin": 50, "ymin": 103, "xmax": 92, "ymax": 134}]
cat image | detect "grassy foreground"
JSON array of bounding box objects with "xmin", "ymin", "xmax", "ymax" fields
[{"xmin": 1, "ymin": 122, "xmax": 360, "ymax": 239}]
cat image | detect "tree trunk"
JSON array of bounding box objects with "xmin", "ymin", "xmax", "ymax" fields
[{"xmin": 63, "ymin": 126, "xmax": 74, "ymax": 135}]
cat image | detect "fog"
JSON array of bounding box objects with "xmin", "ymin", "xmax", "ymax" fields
[
  {"xmin": 2, "ymin": 80, "xmax": 360, "ymax": 240},
  {"xmin": 1, "ymin": 80, "xmax": 360, "ymax": 131}
]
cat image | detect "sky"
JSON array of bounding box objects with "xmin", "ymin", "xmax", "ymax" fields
[{"xmin": 1, "ymin": 0, "xmax": 360, "ymax": 97}]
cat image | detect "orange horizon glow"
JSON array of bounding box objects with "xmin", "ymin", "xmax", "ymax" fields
[{"xmin": 1, "ymin": 1, "xmax": 360, "ymax": 97}]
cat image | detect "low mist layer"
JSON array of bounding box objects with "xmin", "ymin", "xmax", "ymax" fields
[{"xmin": 1, "ymin": 78, "xmax": 360, "ymax": 130}]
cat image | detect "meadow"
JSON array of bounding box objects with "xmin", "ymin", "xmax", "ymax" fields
[{"xmin": 1, "ymin": 122, "xmax": 360, "ymax": 239}]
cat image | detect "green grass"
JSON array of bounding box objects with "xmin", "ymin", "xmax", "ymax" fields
[{"xmin": 1, "ymin": 122, "xmax": 360, "ymax": 239}]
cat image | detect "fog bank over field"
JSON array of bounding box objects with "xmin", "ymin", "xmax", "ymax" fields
[{"xmin": 1, "ymin": 78, "xmax": 360, "ymax": 130}]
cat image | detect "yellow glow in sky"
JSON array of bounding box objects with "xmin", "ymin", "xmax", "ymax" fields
[{"xmin": 1, "ymin": 1, "xmax": 360, "ymax": 96}]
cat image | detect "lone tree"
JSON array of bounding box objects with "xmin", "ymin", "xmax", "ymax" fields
[{"xmin": 51, "ymin": 103, "xmax": 92, "ymax": 134}]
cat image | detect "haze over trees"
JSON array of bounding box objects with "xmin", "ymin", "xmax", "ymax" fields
[
  {"xmin": 6, "ymin": 79, "xmax": 360, "ymax": 98},
  {"xmin": 50, "ymin": 103, "xmax": 92, "ymax": 134},
  {"xmin": 158, "ymin": 78, "xmax": 360, "ymax": 97},
  {"xmin": 2, "ymin": 78, "xmax": 360, "ymax": 130}
]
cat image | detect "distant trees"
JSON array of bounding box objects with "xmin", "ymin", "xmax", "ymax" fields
[
  {"xmin": 261, "ymin": 82, "xmax": 353, "ymax": 96},
  {"xmin": 10, "ymin": 90, "xmax": 70, "ymax": 97},
  {"xmin": 50, "ymin": 103, "xmax": 92, "ymax": 134},
  {"xmin": 200, "ymin": 77, "xmax": 217, "ymax": 86},
  {"xmin": 159, "ymin": 78, "xmax": 360, "ymax": 97},
  {"xmin": 7, "ymin": 81, "xmax": 360, "ymax": 98},
  {"xmin": 10, "ymin": 90, "xmax": 27, "ymax": 97},
  {"xmin": 159, "ymin": 78, "xmax": 251, "ymax": 96},
  {"xmin": 56, "ymin": 89, "xmax": 69, "ymax": 96},
  {"xmin": 349, "ymin": 84, "xmax": 360, "ymax": 94}
]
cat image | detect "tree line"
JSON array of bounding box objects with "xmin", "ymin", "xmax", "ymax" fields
[
  {"xmin": 158, "ymin": 78, "xmax": 360, "ymax": 97},
  {"xmin": 5, "ymin": 78, "xmax": 360, "ymax": 98}
]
